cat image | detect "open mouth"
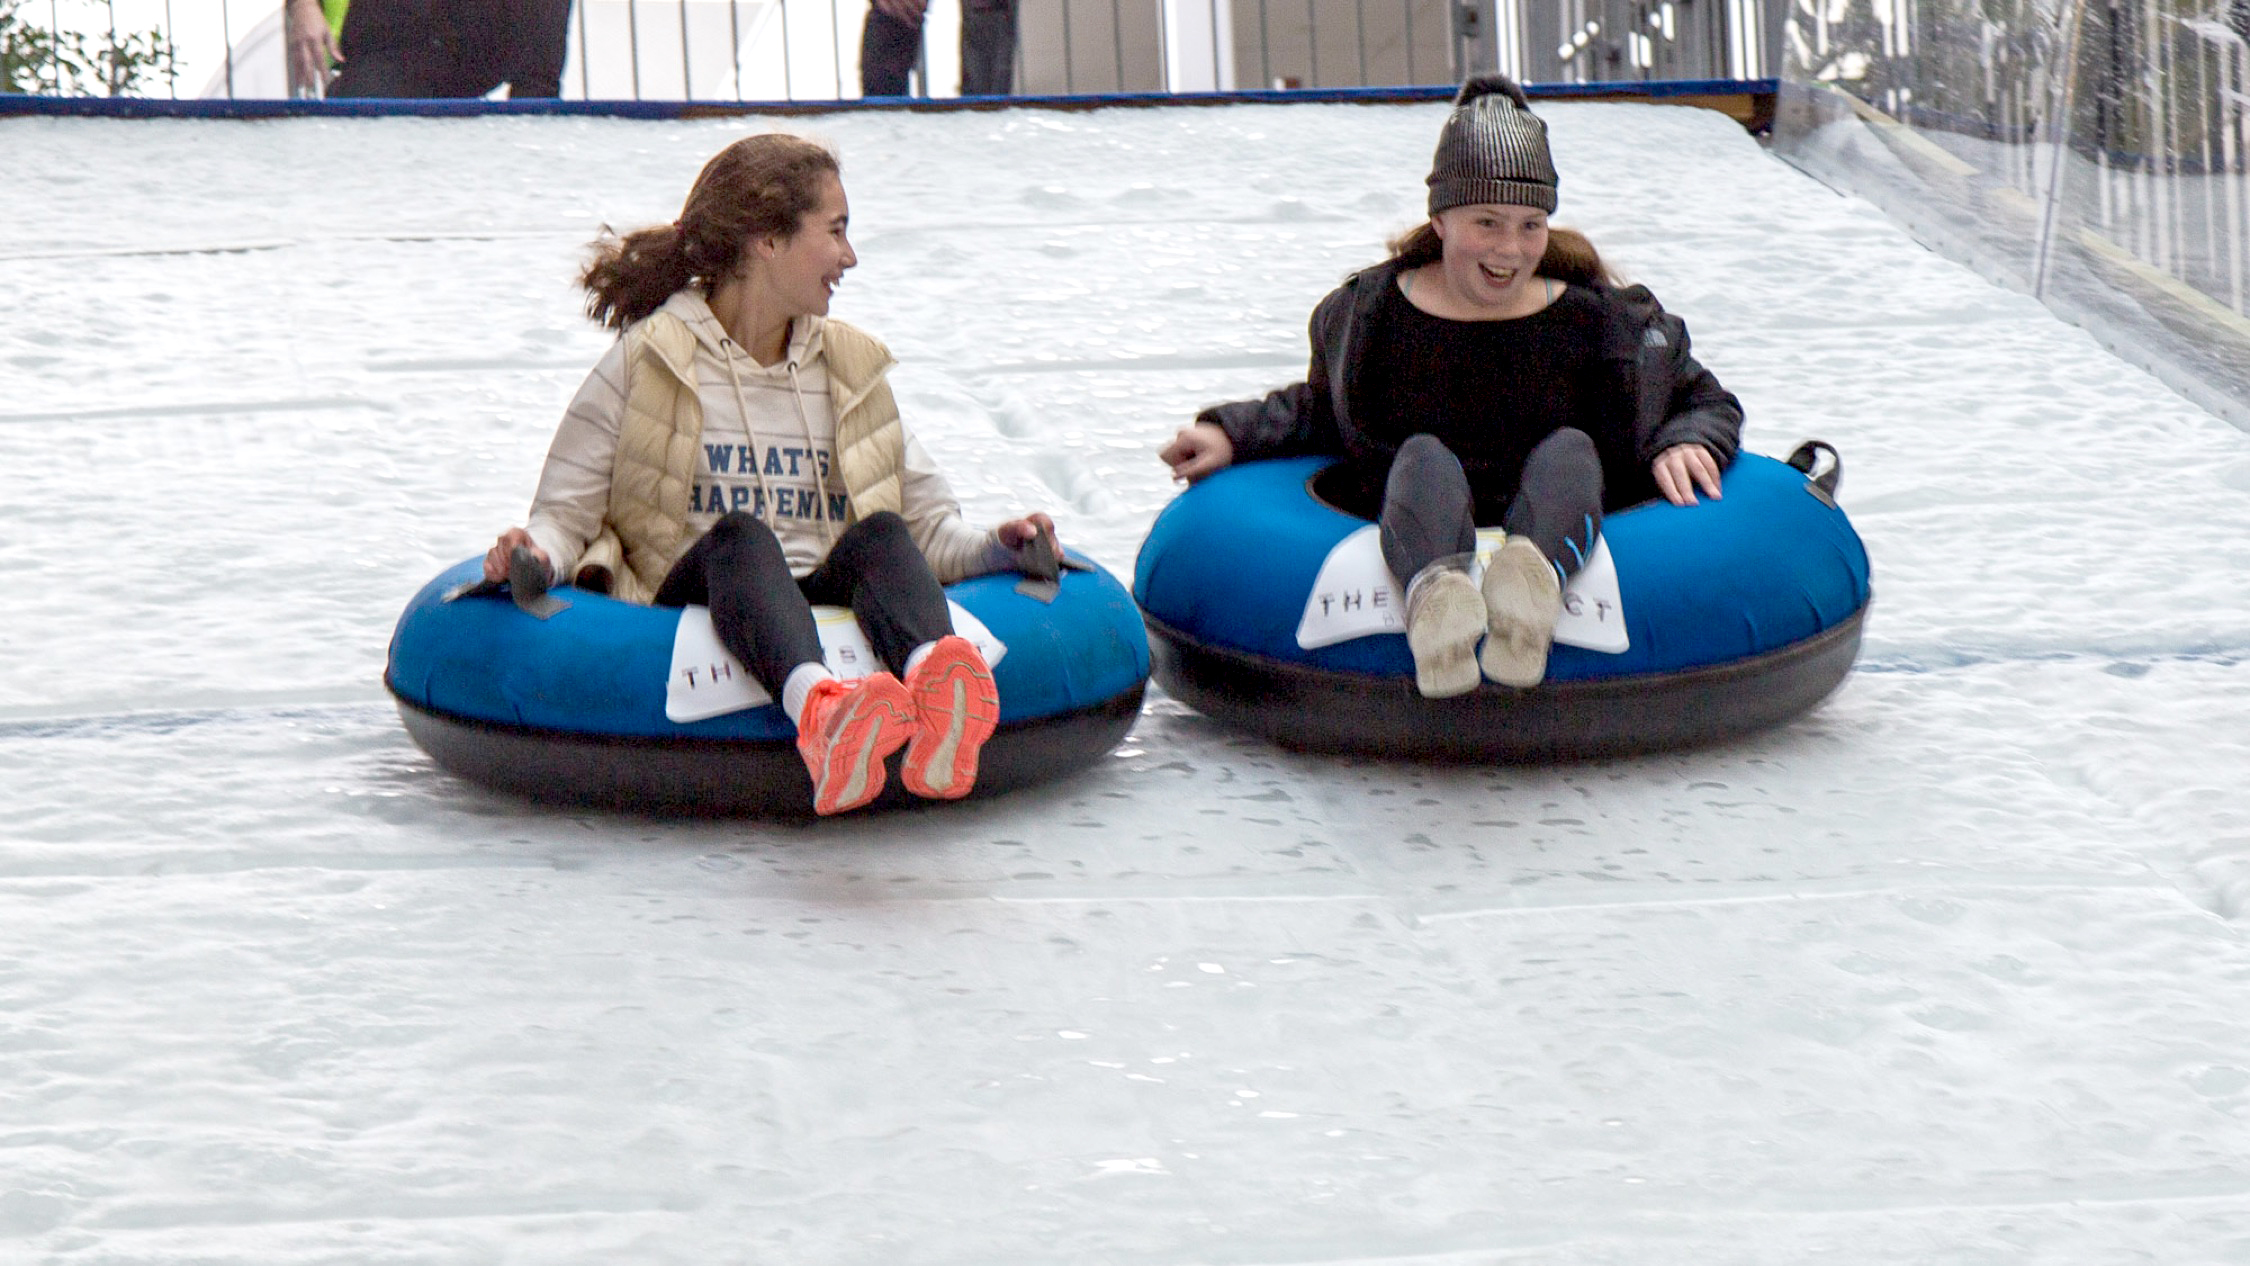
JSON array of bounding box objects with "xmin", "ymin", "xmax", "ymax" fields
[{"xmin": 1478, "ymin": 263, "xmax": 1518, "ymax": 287}]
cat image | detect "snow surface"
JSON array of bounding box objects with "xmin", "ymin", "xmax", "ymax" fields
[{"xmin": 5, "ymin": 101, "xmax": 2250, "ymax": 1263}]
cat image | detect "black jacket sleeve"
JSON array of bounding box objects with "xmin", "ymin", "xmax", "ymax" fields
[
  {"xmin": 1621, "ymin": 287, "xmax": 1744, "ymax": 469},
  {"xmin": 1194, "ymin": 285, "xmax": 1352, "ymax": 462}
]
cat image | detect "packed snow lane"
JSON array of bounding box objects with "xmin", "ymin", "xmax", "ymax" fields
[{"xmin": 3, "ymin": 101, "xmax": 2249, "ymax": 1263}]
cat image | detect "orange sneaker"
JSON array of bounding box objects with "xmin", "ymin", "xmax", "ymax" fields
[
  {"xmin": 900, "ymin": 635, "xmax": 1000, "ymax": 800},
  {"xmin": 795, "ymin": 673, "xmax": 914, "ymax": 816}
]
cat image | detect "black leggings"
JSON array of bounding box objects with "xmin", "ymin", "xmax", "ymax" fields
[
  {"xmin": 1378, "ymin": 430, "xmax": 1604, "ymax": 588},
  {"xmin": 652, "ymin": 511, "xmax": 953, "ymax": 694}
]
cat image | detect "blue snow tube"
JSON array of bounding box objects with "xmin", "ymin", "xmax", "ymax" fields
[
  {"xmin": 386, "ymin": 554, "xmax": 1150, "ymax": 815},
  {"xmin": 1133, "ymin": 443, "xmax": 1870, "ymax": 760}
]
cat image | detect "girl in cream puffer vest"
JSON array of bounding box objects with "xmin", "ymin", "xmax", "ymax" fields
[{"xmin": 484, "ymin": 134, "xmax": 1055, "ymax": 817}]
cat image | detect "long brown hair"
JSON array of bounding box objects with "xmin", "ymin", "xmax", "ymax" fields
[
  {"xmin": 1383, "ymin": 220, "xmax": 1615, "ymax": 289},
  {"xmin": 580, "ymin": 134, "xmax": 842, "ymax": 330}
]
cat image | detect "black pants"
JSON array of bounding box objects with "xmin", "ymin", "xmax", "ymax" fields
[
  {"xmin": 860, "ymin": 0, "xmax": 1017, "ymax": 97},
  {"xmin": 1378, "ymin": 431, "xmax": 1604, "ymax": 588},
  {"xmin": 332, "ymin": 0, "xmax": 573, "ymax": 98},
  {"xmin": 652, "ymin": 511, "xmax": 952, "ymax": 695}
]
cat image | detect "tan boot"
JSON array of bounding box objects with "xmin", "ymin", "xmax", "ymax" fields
[
  {"xmin": 1403, "ymin": 562, "xmax": 1485, "ymax": 699},
  {"xmin": 1478, "ymin": 537, "xmax": 1564, "ymax": 688}
]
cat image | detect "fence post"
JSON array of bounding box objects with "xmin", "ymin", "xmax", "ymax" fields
[
  {"xmin": 1064, "ymin": 0, "xmax": 1078, "ymax": 91},
  {"xmin": 680, "ymin": 0, "xmax": 694, "ymax": 97},
  {"xmin": 1449, "ymin": 0, "xmax": 1466, "ymax": 80},
  {"xmin": 630, "ymin": 0, "xmax": 644, "ymax": 98},
  {"xmin": 731, "ymin": 0, "xmax": 744, "ymax": 98},
  {"xmin": 578, "ymin": 0, "xmax": 592, "ymax": 95}
]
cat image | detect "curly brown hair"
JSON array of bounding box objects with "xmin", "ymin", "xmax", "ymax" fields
[{"xmin": 580, "ymin": 134, "xmax": 842, "ymax": 330}]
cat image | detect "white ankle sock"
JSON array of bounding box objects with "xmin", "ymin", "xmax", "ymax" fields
[
  {"xmin": 902, "ymin": 641, "xmax": 939, "ymax": 679},
  {"xmin": 780, "ymin": 662, "xmax": 835, "ymax": 726}
]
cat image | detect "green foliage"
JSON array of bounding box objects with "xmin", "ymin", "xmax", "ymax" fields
[{"xmin": 2, "ymin": 0, "xmax": 178, "ymax": 97}]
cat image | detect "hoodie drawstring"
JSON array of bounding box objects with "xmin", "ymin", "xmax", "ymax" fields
[
  {"xmin": 718, "ymin": 344, "xmax": 786, "ymax": 534},
  {"xmin": 786, "ymin": 359, "xmax": 840, "ymax": 549}
]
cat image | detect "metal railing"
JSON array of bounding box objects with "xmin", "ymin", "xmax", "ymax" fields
[{"xmin": 7, "ymin": 0, "xmax": 1773, "ymax": 101}]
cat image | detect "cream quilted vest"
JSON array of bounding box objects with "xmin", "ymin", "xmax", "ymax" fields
[{"xmin": 573, "ymin": 309, "xmax": 907, "ymax": 604}]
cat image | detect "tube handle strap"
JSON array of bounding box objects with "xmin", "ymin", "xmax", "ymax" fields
[{"xmin": 1786, "ymin": 440, "xmax": 1843, "ymax": 497}]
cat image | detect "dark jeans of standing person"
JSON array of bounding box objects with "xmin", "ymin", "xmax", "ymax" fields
[
  {"xmin": 651, "ymin": 510, "xmax": 953, "ymax": 695},
  {"xmin": 331, "ymin": 0, "xmax": 574, "ymax": 98},
  {"xmin": 861, "ymin": 0, "xmax": 1018, "ymax": 97},
  {"xmin": 958, "ymin": 0, "xmax": 1018, "ymax": 95},
  {"xmin": 1378, "ymin": 430, "xmax": 1604, "ymax": 589}
]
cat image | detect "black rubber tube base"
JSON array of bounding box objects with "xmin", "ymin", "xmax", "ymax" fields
[
  {"xmin": 1145, "ymin": 608, "xmax": 1867, "ymax": 763},
  {"xmin": 392, "ymin": 686, "xmax": 1146, "ymax": 818}
]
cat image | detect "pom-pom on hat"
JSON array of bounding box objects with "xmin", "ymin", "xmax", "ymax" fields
[{"xmin": 1426, "ymin": 74, "xmax": 1558, "ymax": 215}]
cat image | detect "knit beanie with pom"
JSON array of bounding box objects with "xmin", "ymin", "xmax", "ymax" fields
[{"xmin": 1426, "ymin": 74, "xmax": 1558, "ymax": 215}]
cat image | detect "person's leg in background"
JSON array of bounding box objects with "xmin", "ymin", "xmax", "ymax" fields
[
  {"xmin": 496, "ymin": 0, "xmax": 575, "ymax": 97},
  {"xmin": 327, "ymin": 47, "xmax": 440, "ymax": 96},
  {"xmin": 331, "ymin": 0, "xmax": 500, "ymax": 96},
  {"xmin": 860, "ymin": 0, "xmax": 926, "ymax": 96},
  {"xmin": 958, "ymin": 0, "xmax": 1017, "ymax": 95}
]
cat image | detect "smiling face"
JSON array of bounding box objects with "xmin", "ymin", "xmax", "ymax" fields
[
  {"xmin": 1430, "ymin": 201, "xmax": 1550, "ymax": 312},
  {"xmin": 756, "ymin": 172, "xmax": 855, "ymax": 319}
]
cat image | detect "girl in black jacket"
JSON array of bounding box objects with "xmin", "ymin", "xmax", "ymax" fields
[{"xmin": 1161, "ymin": 75, "xmax": 1744, "ymax": 696}]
